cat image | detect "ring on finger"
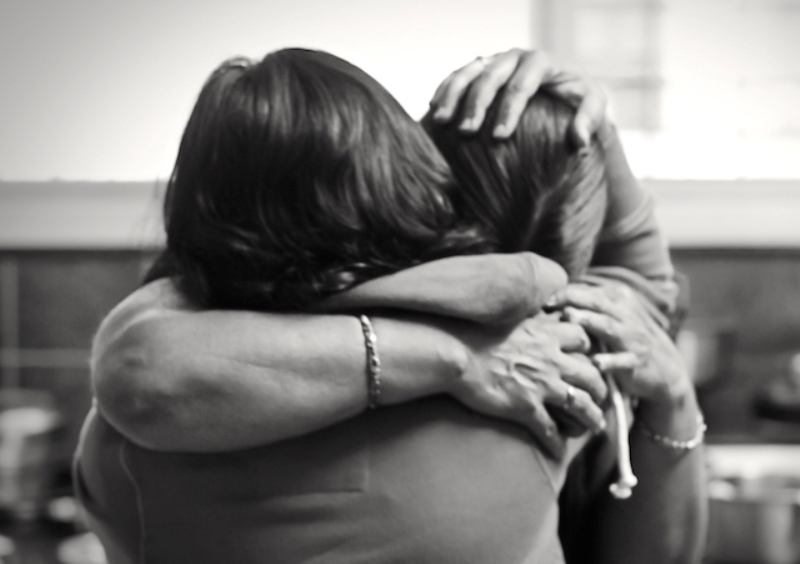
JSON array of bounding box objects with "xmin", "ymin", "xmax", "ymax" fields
[{"xmin": 563, "ymin": 385, "xmax": 577, "ymax": 410}]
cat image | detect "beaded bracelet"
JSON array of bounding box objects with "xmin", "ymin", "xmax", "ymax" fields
[
  {"xmin": 636, "ymin": 412, "xmax": 707, "ymax": 451},
  {"xmin": 358, "ymin": 315, "xmax": 382, "ymax": 409}
]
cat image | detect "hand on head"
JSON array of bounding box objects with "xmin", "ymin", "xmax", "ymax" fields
[{"xmin": 429, "ymin": 48, "xmax": 608, "ymax": 146}]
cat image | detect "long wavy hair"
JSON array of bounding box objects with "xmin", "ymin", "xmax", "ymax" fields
[
  {"xmin": 422, "ymin": 89, "xmax": 608, "ymax": 278},
  {"xmin": 159, "ymin": 48, "xmax": 491, "ymax": 310}
]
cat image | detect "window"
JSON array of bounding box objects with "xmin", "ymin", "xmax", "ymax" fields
[{"xmin": 533, "ymin": 0, "xmax": 800, "ymax": 178}]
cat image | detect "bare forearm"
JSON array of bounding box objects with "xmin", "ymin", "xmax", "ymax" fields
[
  {"xmin": 92, "ymin": 284, "xmax": 463, "ymax": 452},
  {"xmin": 595, "ymin": 392, "xmax": 708, "ymax": 564}
]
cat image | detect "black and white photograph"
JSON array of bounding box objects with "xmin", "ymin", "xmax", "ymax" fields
[{"xmin": 1, "ymin": 1, "xmax": 799, "ymax": 562}]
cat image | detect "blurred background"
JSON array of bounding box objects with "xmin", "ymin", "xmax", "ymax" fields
[{"xmin": 1, "ymin": 0, "xmax": 799, "ymax": 562}]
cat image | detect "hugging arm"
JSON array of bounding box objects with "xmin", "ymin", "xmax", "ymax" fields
[
  {"xmin": 91, "ymin": 278, "xmax": 457, "ymax": 452},
  {"xmin": 92, "ymin": 253, "xmax": 606, "ymax": 456}
]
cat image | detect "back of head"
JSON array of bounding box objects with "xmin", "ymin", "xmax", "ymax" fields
[
  {"xmin": 423, "ymin": 89, "xmax": 607, "ymax": 278},
  {"xmin": 163, "ymin": 48, "xmax": 490, "ymax": 310}
]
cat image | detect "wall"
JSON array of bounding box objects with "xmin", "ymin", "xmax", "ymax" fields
[{"xmin": 0, "ymin": 0, "xmax": 530, "ymax": 181}]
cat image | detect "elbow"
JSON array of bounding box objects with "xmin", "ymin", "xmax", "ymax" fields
[{"xmin": 92, "ymin": 324, "xmax": 183, "ymax": 451}]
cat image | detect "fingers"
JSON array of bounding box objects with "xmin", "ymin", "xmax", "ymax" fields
[
  {"xmin": 430, "ymin": 48, "xmax": 607, "ymax": 145},
  {"xmin": 430, "ymin": 56, "xmax": 494, "ymax": 123},
  {"xmin": 592, "ymin": 351, "xmax": 640, "ymax": 373},
  {"xmin": 492, "ymin": 50, "xmax": 552, "ymax": 138},
  {"xmin": 592, "ymin": 351, "xmax": 642, "ymax": 393},
  {"xmin": 546, "ymin": 72, "xmax": 608, "ymax": 148},
  {"xmin": 572, "ymin": 93, "xmax": 607, "ymax": 150},
  {"xmin": 547, "ymin": 284, "xmax": 612, "ymax": 314},
  {"xmin": 547, "ymin": 321, "xmax": 591, "ymax": 353},
  {"xmin": 544, "ymin": 381, "xmax": 606, "ymax": 434},
  {"xmin": 457, "ymin": 50, "xmax": 522, "ymax": 132},
  {"xmin": 498, "ymin": 374, "xmax": 565, "ymax": 459},
  {"xmin": 513, "ymin": 359, "xmax": 606, "ymax": 434},
  {"xmin": 560, "ymin": 352, "xmax": 608, "ymax": 404},
  {"xmin": 562, "ymin": 307, "xmax": 627, "ymax": 351}
]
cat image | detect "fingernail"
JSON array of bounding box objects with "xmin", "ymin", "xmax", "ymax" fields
[
  {"xmin": 493, "ymin": 123, "xmax": 510, "ymax": 138},
  {"xmin": 544, "ymin": 295, "xmax": 559, "ymax": 308},
  {"xmin": 459, "ymin": 117, "xmax": 478, "ymax": 131},
  {"xmin": 433, "ymin": 107, "xmax": 448, "ymax": 121}
]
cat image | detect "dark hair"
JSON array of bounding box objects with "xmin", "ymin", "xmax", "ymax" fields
[
  {"xmin": 422, "ymin": 89, "xmax": 608, "ymax": 278},
  {"xmin": 161, "ymin": 48, "xmax": 491, "ymax": 311}
]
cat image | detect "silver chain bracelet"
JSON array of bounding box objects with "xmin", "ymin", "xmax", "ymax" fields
[
  {"xmin": 636, "ymin": 412, "xmax": 707, "ymax": 451},
  {"xmin": 358, "ymin": 315, "xmax": 381, "ymax": 409}
]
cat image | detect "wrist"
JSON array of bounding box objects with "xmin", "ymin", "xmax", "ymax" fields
[
  {"xmin": 370, "ymin": 316, "xmax": 462, "ymax": 406},
  {"xmin": 635, "ymin": 383, "xmax": 700, "ymax": 443}
]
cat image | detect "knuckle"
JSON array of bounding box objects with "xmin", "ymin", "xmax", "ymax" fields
[
  {"xmin": 600, "ymin": 316, "xmax": 617, "ymax": 334},
  {"xmin": 598, "ymin": 293, "xmax": 615, "ymax": 310},
  {"xmin": 614, "ymin": 284, "xmax": 634, "ymax": 301},
  {"xmin": 465, "ymin": 77, "xmax": 493, "ymax": 105},
  {"xmin": 573, "ymin": 388, "xmax": 593, "ymax": 406},
  {"xmin": 504, "ymin": 80, "xmax": 525, "ymax": 96},
  {"xmin": 448, "ymin": 73, "xmax": 475, "ymax": 96},
  {"xmin": 516, "ymin": 397, "xmax": 541, "ymax": 420}
]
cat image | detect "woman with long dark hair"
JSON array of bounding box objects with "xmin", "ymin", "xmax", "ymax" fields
[{"xmin": 78, "ymin": 48, "xmax": 705, "ymax": 563}]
